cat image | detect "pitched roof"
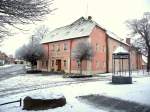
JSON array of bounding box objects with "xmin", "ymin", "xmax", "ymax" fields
[
  {"xmin": 42, "ymin": 17, "xmax": 96, "ymax": 43},
  {"xmin": 41, "ymin": 17, "xmax": 126, "ymax": 45}
]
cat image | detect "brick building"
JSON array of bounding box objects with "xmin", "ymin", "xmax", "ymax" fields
[{"xmin": 37, "ymin": 16, "xmax": 142, "ymax": 74}]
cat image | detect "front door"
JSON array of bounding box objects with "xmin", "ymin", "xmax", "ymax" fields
[{"xmin": 56, "ymin": 60, "xmax": 61, "ymax": 71}]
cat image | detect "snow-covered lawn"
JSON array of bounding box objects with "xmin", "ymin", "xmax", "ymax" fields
[
  {"xmin": 0, "ymin": 72, "xmax": 150, "ymax": 112},
  {"xmin": 0, "ymin": 74, "xmax": 71, "ymax": 91},
  {"xmin": 97, "ymin": 70, "xmax": 149, "ymax": 77}
]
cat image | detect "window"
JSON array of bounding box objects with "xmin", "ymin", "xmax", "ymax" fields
[
  {"xmin": 64, "ymin": 60, "xmax": 67, "ymax": 68},
  {"xmin": 77, "ymin": 61, "xmax": 80, "ymax": 68},
  {"xmin": 64, "ymin": 43, "xmax": 68, "ymax": 50},
  {"xmin": 42, "ymin": 61, "xmax": 44, "ymax": 67},
  {"xmin": 96, "ymin": 60, "xmax": 99, "ymax": 69},
  {"xmin": 96, "ymin": 43, "xmax": 100, "ymax": 51},
  {"xmin": 113, "ymin": 46, "xmax": 116, "ymax": 51},
  {"xmin": 103, "ymin": 61, "xmax": 106, "ymax": 67},
  {"xmin": 80, "ymin": 28, "xmax": 84, "ymax": 32},
  {"xmin": 77, "ymin": 63, "xmax": 80, "ymax": 68},
  {"xmin": 52, "ymin": 60, "xmax": 54, "ymax": 67},
  {"xmin": 103, "ymin": 45, "xmax": 105, "ymax": 52},
  {"xmin": 57, "ymin": 44, "xmax": 60, "ymax": 51},
  {"xmin": 52, "ymin": 44, "xmax": 55, "ymax": 51},
  {"xmin": 66, "ymin": 31, "xmax": 70, "ymax": 34},
  {"xmin": 46, "ymin": 61, "xmax": 48, "ymax": 67}
]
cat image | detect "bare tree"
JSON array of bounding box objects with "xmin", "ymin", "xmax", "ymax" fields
[
  {"xmin": 72, "ymin": 41, "xmax": 93, "ymax": 75},
  {"xmin": 0, "ymin": 0, "xmax": 54, "ymax": 39},
  {"xmin": 15, "ymin": 36, "xmax": 44, "ymax": 69},
  {"xmin": 132, "ymin": 38, "xmax": 147, "ymax": 56},
  {"xmin": 127, "ymin": 12, "xmax": 150, "ymax": 72},
  {"xmin": 33, "ymin": 25, "xmax": 49, "ymax": 40}
]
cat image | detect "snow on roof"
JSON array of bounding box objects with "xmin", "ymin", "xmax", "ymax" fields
[
  {"xmin": 142, "ymin": 55, "xmax": 147, "ymax": 64},
  {"xmin": 106, "ymin": 31, "xmax": 129, "ymax": 46},
  {"xmin": 106, "ymin": 31, "xmax": 122, "ymax": 41},
  {"xmin": 113, "ymin": 46, "xmax": 129, "ymax": 54},
  {"xmin": 41, "ymin": 17, "xmax": 127, "ymax": 44},
  {"xmin": 42, "ymin": 17, "xmax": 96, "ymax": 43}
]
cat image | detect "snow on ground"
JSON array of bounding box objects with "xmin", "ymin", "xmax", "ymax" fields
[
  {"xmin": 97, "ymin": 70, "xmax": 149, "ymax": 77},
  {"xmin": 0, "ymin": 87, "xmax": 107, "ymax": 112},
  {"xmin": 0, "ymin": 71, "xmax": 150, "ymax": 112},
  {"xmin": 0, "ymin": 70, "xmax": 147, "ymax": 91},
  {"xmin": 0, "ymin": 74, "xmax": 73, "ymax": 91}
]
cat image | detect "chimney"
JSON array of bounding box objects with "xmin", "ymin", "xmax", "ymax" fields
[
  {"xmin": 88, "ymin": 16, "xmax": 92, "ymax": 20},
  {"xmin": 126, "ymin": 38, "xmax": 131, "ymax": 45}
]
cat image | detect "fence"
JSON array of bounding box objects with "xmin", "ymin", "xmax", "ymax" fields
[{"xmin": 0, "ymin": 98, "xmax": 22, "ymax": 107}]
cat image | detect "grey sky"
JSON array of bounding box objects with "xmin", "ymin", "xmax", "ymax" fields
[{"xmin": 0, "ymin": 0, "xmax": 150, "ymax": 56}]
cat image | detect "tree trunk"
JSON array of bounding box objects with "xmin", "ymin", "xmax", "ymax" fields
[
  {"xmin": 147, "ymin": 49, "xmax": 150, "ymax": 73},
  {"xmin": 80, "ymin": 61, "xmax": 82, "ymax": 75},
  {"xmin": 31, "ymin": 61, "xmax": 34, "ymax": 70}
]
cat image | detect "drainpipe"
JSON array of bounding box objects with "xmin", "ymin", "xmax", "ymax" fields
[
  {"xmin": 47, "ymin": 43, "xmax": 49, "ymax": 71},
  {"xmin": 106, "ymin": 34, "xmax": 109, "ymax": 73}
]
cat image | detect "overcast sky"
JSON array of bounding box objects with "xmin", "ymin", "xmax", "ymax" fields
[{"xmin": 0, "ymin": 0, "xmax": 150, "ymax": 56}]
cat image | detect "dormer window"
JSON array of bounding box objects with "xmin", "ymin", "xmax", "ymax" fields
[
  {"xmin": 66, "ymin": 31, "xmax": 70, "ymax": 34},
  {"xmin": 80, "ymin": 28, "xmax": 84, "ymax": 32}
]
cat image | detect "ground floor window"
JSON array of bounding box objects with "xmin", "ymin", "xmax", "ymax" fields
[
  {"xmin": 96, "ymin": 60, "xmax": 99, "ymax": 69},
  {"xmin": 46, "ymin": 61, "xmax": 48, "ymax": 67},
  {"xmin": 64, "ymin": 60, "xmax": 67, "ymax": 68},
  {"xmin": 103, "ymin": 61, "xmax": 106, "ymax": 68},
  {"xmin": 52, "ymin": 60, "xmax": 54, "ymax": 67}
]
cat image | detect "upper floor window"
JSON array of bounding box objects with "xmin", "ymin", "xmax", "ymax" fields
[
  {"xmin": 103, "ymin": 45, "xmax": 106, "ymax": 52},
  {"xmin": 96, "ymin": 60, "xmax": 99, "ymax": 69},
  {"xmin": 96, "ymin": 43, "xmax": 100, "ymax": 51},
  {"xmin": 64, "ymin": 43, "xmax": 68, "ymax": 50},
  {"xmin": 52, "ymin": 44, "xmax": 55, "ymax": 51},
  {"xmin": 113, "ymin": 46, "xmax": 116, "ymax": 51},
  {"xmin": 57, "ymin": 44, "xmax": 60, "ymax": 51}
]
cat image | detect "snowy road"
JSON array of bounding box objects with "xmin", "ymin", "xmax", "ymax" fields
[{"xmin": 0, "ymin": 64, "xmax": 26, "ymax": 81}]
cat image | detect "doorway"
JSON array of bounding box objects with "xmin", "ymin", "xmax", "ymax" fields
[{"xmin": 56, "ymin": 59, "xmax": 61, "ymax": 71}]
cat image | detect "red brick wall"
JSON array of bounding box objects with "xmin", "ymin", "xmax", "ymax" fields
[
  {"xmin": 48, "ymin": 40, "xmax": 71, "ymax": 72},
  {"xmin": 70, "ymin": 37, "xmax": 89, "ymax": 74},
  {"xmin": 89, "ymin": 26, "xmax": 107, "ymax": 74},
  {"xmin": 37, "ymin": 26, "xmax": 143, "ymax": 74},
  {"xmin": 107, "ymin": 37, "xmax": 142, "ymax": 72}
]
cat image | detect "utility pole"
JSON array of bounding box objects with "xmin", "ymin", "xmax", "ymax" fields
[{"xmin": 31, "ymin": 35, "xmax": 34, "ymax": 69}]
